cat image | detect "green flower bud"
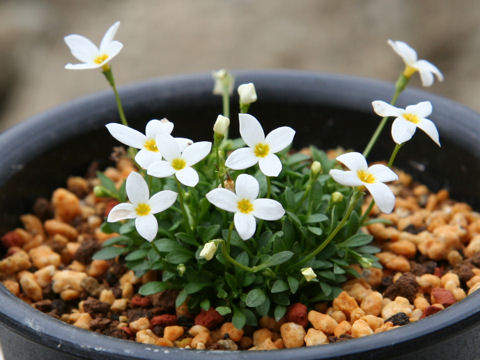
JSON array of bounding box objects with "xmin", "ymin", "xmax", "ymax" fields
[
  {"xmin": 213, "ymin": 115, "xmax": 230, "ymax": 136},
  {"xmin": 331, "ymin": 191, "xmax": 344, "ymax": 203},
  {"xmin": 311, "ymin": 161, "xmax": 322, "ymax": 175},
  {"xmin": 177, "ymin": 264, "xmax": 186, "ymax": 276},
  {"xmin": 93, "ymin": 185, "xmax": 113, "ymax": 198}
]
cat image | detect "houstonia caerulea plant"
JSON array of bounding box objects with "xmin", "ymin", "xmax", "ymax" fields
[{"xmin": 65, "ymin": 24, "xmax": 444, "ymax": 329}]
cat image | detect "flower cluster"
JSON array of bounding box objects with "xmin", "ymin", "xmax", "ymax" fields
[{"xmin": 65, "ymin": 23, "xmax": 443, "ymax": 329}]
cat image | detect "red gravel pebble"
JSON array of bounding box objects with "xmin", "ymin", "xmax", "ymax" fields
[
  {"xmin": 1, "ymin": 231, "xmax": 23, "ymax": 249},
  {"xmin": 130, "ymin": 295, "xmax": 151, "ymax": 308},
  {"xmin": 421, "ymin": 305, "xmax": 443, "ymax": 319},
  {"xmin": 104, "ymin": 200, "xmax": 120, "ymax": 217},
  {"xmin": 120, "ymin": 326, "xmax": 133, "ymax": 336},
  {"xmin": 151, "ymin": 314, "xmax": 178, "ymax": 327},
  {"xmin": 194, "ymin": 307, "xmax": 224, "ymax": 329},
  {"xmin": 286, "ymin": 303, "xmax": 308, "ymax": 327},
  {"xmin": 431, "ymin": 288, "xmax": 456, "ymax": 307}
]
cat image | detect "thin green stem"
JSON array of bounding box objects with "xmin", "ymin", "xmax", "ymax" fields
[
  {"xmin": 362, "ymin": 74, "xmax": 408, "ymax": 159},
  {"xmin": 388, "ymin": 143, "xmax": 403, "ymax": 168},
  {"xmin": 176, "ymin": 179, "xmax": 193, "ymax": 235},
  {"xmin": 266, "ymin": 176, "xmax": 272, "ymax": 198},
  {"xmin": 240, "ymin": 103, "xmax": 250, "ymax": 114},
  {"xmin": 359, "ymin": 198, "xmax": 374, "ymax": 225},
  {"xmin": 222, "ymin": 91, "xmax": 230, "ymax": 121},
  {"xmin": 102, "ymin": 67, "xmax": 128, "ymax": 126},
  {"xmin": 292, "ymin": 190, "xmax": 362, "ymax": 269},
  {"xmin": 221, "ymin": 223, "xmax": 256, "ymax": 272}
]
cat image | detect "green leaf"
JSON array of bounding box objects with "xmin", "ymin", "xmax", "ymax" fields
[
  {"xmin": 153, "ymin": 238, "xmax": 183, "ymax": 252},
  {"xmin": 165, "ymin": 250, "xmax": 193, "ymax": 264},
  {"xmin": 319, "ymin": 281, "xmax": 332, "ymax": 296},
  {"xmin": 96, "ymin": 171, "xmax": 117, "ymax": 194},
  {"xmin": 286, "ymin": 211, "xmax": 302, "ymax": 227},
  {"xmin": 357, "ymin": 245, "xmax": 381, "ymax": 254},
  {"xmin": 284, "ymin": 188, "xmax": 296, "ymax": 210},
  {"xmin": 216, "ymin": 306, "xmax": 231, "ymax": 316},
  {"xmin": 286, "ymin": 153, "xmax": 310, "ymax": 165},
  {"xmin": 271, "ymin": 280, "xmax": 289, "ymax": 293},
  {"xmin": 175, "ymin": 232, "xmax": 198, "ymax": 246},
  {"xmin": 198, "ymin": 224, "xmax": 221, "ymax": 242},
  {"xmin": 363, "ymin": 218, "xmax": 393, "ymax": 226},
  {"xmin": 217, "ymin": 288, "xmax": 228, "ymax": 299},
  {"xmin": 337, "ymin": 233, "xmax": 373, "ymax": 248},
  {"xmin": 92, "ymin": 246, "xmax": 127, "ymax": 260},
  {"xmin": 256, "ymin": 251, "xmax": 294, "ymax": 270},
  {"xmin": 236, "ymin": 252, "xmax": 249, "ymax": 267},
  {"xmin": 119, "ymin": 221, "xmax": 136, "ymax": 235},
  {"xmin": 184, "ymin": 282, "xmax": 210, "ymax": 295},
  {"xmin": 243, "ymin": 308, "xmax": 258, "ymax": 326},
  {"xmin": 242, "ymin": 273, "xmax": 256, "ymax": 287},
  {"xmin": 125, "ymin": 249, "xmax": 148, "ymax": 262},
  {"xmin": 256, "ymin": 296, "xmax": 270, "ymax": 316},
  {"xmin": 307, "ymin": 226, "xmax": 323, "ymax": 236},
  {"xmin": 175, "ymin": 289, "xmax": 188, "ymax": 308},
  {"xmin": 272, "ymin": 293, "xmax": 290, "ymax": 306},
  {"xmin": 118, "ymin": 180, "xmax": 127, "ymax": 202},
  {"xmin": 138, "ymin": 281, "xmax": 170, "ymax": 296},
  {"xmin": 274, "ymin": 305, "xmax": 287, "ymax": 321},
  {"xmin": 200, "ymin": 299, "xmax": 210, "ymax": 311},
  {"xmin": 306, "ymin": 213, "xmax": 329, "ymax": 224},
  {"xmin": 232, "ymin": 305, "xmax": 246, "ymax": 329},
  {"xmin": 333, "ymin": 263, "xmax": 346, "ymax": 274},
  {"xmin": 102, "ymin": 235, "xmax": 131, "ymax": 247},
  {"xmin": 246, "ymin": 288, "xmax": 266, "ymax": 308},
  {"xmin": 287, "ymin": 276, "xmax": 299, "ymax": 294},
  {"xmin": 225, "ymin": 272, "xmax": 238, "ymax": 291}
]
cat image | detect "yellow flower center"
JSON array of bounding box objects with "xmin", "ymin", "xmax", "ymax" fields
[
  {"xmin": 172, "ymin": 158, "xmax": 186, "ymax": 171},
  {"xmin": 254, "ymin": 143, "xmax": 270, "ymax": 158},
  {"xmin": 357, "ymin": 170, "xmax": 376, "ymax": 184},
  {"xmin": 144, "ymin": 139, "xmax": 159, "ymax": 152},
  {"xmin": 237, "ymin": 199, "xmax": 254, "ymax": 214},
  {"xmin": 403, "ymin": 64, "xmax": 417, "ymax": 78},
  {"xmin": 94, "ymin": 54, "xmax": 109, "ymax": 64},
  {"xmin": 135, "ymin": 203, "xmax": 151, "ymax": 216},
  {"xmin": 403, "ymin": 113, "xmax": 420, "ymax": 124}
]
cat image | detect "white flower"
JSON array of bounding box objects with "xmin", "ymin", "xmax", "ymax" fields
[
  {"xmin": 212, "ymin": 69, "xmax": 234, "ymax": 95},
  {"xmin": 329, "ymin": 152, "xmax": 398, "ymax": 214},
  {"xmin": 388, "ymin": 40, "xmax": 444, "ymax": 87},
  {"xmin": 238, "ymin": 83, "xmax": 257, "ymax": 105},
  {"xmin": 225, "ymin": 114, "xmax": 295, "ymax": 177},
  {"xmin": 64, "ymin": 21, "xmax": 123, "ymax": 70},
  {"xmin": 206, "ymin": 174, "xmax": 285, "ymax": 240},
  {"xmin": 199, "ymin": 241, "xmax": 218, "ymax": 261},
  {"xmin": 107, "ymin": 172, "xmax": 177, "ymax": 242},
  {"xmin": 106, "ymin": 119, "xmax": 192, "ymax": 169},
  {"xmin": 213, "ymin": 115, "xmax": 230, "ymax": 136},
  {"xmin": 372, "ymin": 100, "xmax": 440, "ymax": 146},
  {"xmin": 301, "ymin": 267, "xmax": 317, "ymax": 282},
  {"xmin": 147, "ymin": 134, "xmax": 212, "ymax": 187}
]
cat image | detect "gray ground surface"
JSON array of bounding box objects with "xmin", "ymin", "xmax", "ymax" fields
[{"xmin": 0, "ymin": 0, "xmax": 479, "ymax": 131}]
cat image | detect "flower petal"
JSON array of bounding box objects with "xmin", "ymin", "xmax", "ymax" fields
[
  {"xmin": 107, "ymin": 203, "xmax": 135, "ymax": 222},
  {"xmin": 235, "ymin": 174, "xmax": 259, "ymax": 200},
  {"xmin": 175, "ymin": 137, "xmax": 193, "ymax": 152},
  {"xmin": 101, "ymin": 41, "xmax": 123, "ymax": 62},
  {"xmin": 388, "ymin": 40, "xmax": 417, "ymax": 65},
  {"xmin": 335, "ymin": 152, "xmax": 368, "ymax": 171},
  {"xmin": 135, "ymin": 214, "xmax": 158, "ymax": 242},
  {"xmin": 176, "ymin": 167, "xmax": 199, "ymax": 187},
  {"xmin": 259, "ymin": 153, "xmax": 282, "ymax": 177},
  {"xmin": 391, "ymin": 117, "xmax": 417, "ymax": 144},
  {"xmin": 329, "ymin": 169, "xmax": 363, "ymax": 187},
  {"xmin": 145, "ymin": 119, "xmax": 174, "ymax": 138},
  {"xmin": 239, "ymin": 113, "xmax": 265, "ymax": 147},
  {"xmin": 225, "ymin": 148, "xmax": 258, "ymax": 170},
  {"xmin": 135, "ymin": 149, "xmax": 162, "ymax": 169},
  {"xmin": 405, "ymin": 101, "xmax": 432, "ymax": 118},
  {"xmin": 182, "ymin": 141, "xmax": 212, "ymax": 166},
  {"xmin": 99, "ymin": 21, "xmax": 120, "ymax": 51},
  {"xmin": 265, "ymin": 126, "xmax": 295, "ymax": 153},
  {"xmin": 147, "ymin": 160, "xmax": 175, "ymax": 178},
  {"xmin": 64, "ymin": 34, "xmax": 99, "ymax": 63},
  {"xmin": 365, "ymin": 182, "xmax": 396, "ymax": 214},
  {"xmin": 156, "ymin": 134, "xmax": 180, "ymax": 161},
  {"xmin": 234, "ymin": 212, "xmax": 256, "ymax": 240},
  {"xmin": 253, "ymin": 199, "xmax": 285, "ymax": 220},
  {"xmin": 417, "ymin": 118, "xmax": 441, "ymax": 147},
  {"xmin": 126, "ymin": 172, "xmax": 149, "ymax": 204},
  {"xmin": 206, "ymin": 188, "xmax": 238, "ymax": 213},
  {"xmin": 368, "ymin": 164, "xmax": 398, "ymax": 183},
  {"xmin": 65, "ymin": 63, "xmax": 100, "ymax": 70},
  {"xmin": 416, "ymin": 60, "xmax": 444, "ymax": 86},
  {"xmin": 371, "ymin": 100, "xmax": 403, "ymax": 118},
  {"xmin": 105, "ymin": 123, "xmax": 145, "ymax": 148},
  {"xmin": 149, "ymin": 190, "xmax": 178, "ymax": 214}
]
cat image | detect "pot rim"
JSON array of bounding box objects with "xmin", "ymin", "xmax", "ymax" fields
[{"xmin": 1, "ymin": 69, "xmax": 480, "ymax": 359}]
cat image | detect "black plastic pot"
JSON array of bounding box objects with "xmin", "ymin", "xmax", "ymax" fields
[{"xmin": 1, "ymin": 70, "xmax": 480, "ymax": 360}]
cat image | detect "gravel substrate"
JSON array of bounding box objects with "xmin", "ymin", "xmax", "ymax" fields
[{"xmin": 1, "ymin": 156, "xmax": 480, "ymax": 350}]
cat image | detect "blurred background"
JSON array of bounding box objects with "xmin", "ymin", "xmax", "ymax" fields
[{"xmin": 0, "ymin": 0, "xmax": 479, "ymax": 131}]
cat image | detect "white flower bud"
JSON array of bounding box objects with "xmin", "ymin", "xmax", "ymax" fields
[
  {"xmin": 212, "ymin": 69, "xmax": 234, "ymax": 95},
  {"xmin": 311, "ymin": 161, "xmax": 321, "ymax": 175},
  {"xmin": 238, "ymin": 83, "xmax": 257, "ymax": 105},
  {"xmin": 213, "ymin": 115, "xmax": 230, "ymax": 136},
  {"xmin": 177, "ymin": 264, "xmax": 186, "ymax": 276},
  {"xmin": 301, "ymin": 267, "xmax": 317, "ymax": 282},
  {"xmin": 331, "ymin": 191, "xmax": 344, "ymax": 203},
  {"xmin": 200, "ymin": 241, "xmax": 217, "ymax": 261}
]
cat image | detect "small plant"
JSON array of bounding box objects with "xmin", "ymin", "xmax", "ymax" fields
[{"xmin": 65, "ymin": 23, "xmax": 443, "ymax": 329}]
